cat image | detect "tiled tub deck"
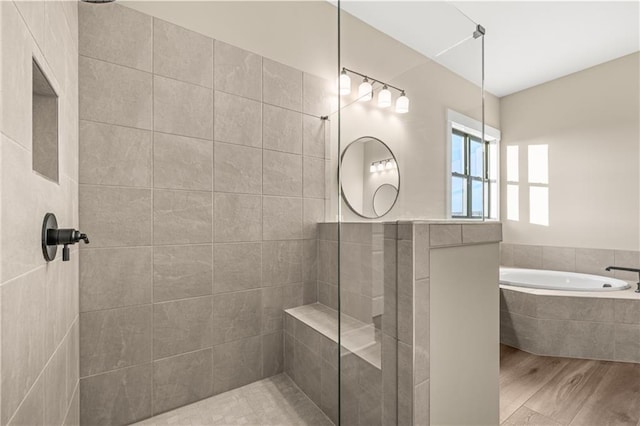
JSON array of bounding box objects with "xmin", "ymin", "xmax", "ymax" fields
[{"xmin": 501, "ymin": 285, "xmax": 640, "ymax": 363}]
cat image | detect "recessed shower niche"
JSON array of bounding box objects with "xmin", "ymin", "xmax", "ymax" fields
[{"xmin": 32, "ymin": 59, "xmax": 59, "ymax": 182}]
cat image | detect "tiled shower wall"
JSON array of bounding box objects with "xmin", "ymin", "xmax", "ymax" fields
[
  {"xmin": 0, "ymin": 1, "xmax": 80, "ymax": 425},
  {"xmin": 77, "ymin": 3, "xmax": 330, "ymax": 424},
  {"xmin": 501, "ymin": 243, "xmax": 640, "ymax": 281}
]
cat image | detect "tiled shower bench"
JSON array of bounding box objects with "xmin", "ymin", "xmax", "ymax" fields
[{"xmin": 284, "ymin": 303, "xmax": 382, "ymax": 425}]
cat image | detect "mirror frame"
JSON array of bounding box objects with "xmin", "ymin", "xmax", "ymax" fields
[{"xmin": 339, "ymin": 136, "xmax": 400, "ymax": 219}]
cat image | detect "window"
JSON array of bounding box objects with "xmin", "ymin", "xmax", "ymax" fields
[
  {"xmin": 450, "ymin": 129, "xmax": 497, "ymax": 219},
  {"xmin": 447, "ymin": 110, "xmax": 500, "ymax": 220}
]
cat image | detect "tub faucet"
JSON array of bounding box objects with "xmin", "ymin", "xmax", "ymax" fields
[{"xmin": 605, "ymin": 266, "xmax": 640, "ymax": 293}]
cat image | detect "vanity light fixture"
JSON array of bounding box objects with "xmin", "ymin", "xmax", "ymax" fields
[
  {"xmin": 370, "ymin": 158, "xmax": 397, "ymax": 173},
  {"xmin": 339, "ymin": 69, "xmax": 351, "ymax": 96},
  {"xmin": 358, "ymin": 78, "xmax": 373, "ymax": 102},
  {"xmin": 395, "ymin": 92, "xmax": 409, "ymax": 114},
  {"xmin": 339, "ymin": 67, "xmax": 409, "ymax": 113},
  {"xmin": 378, "ymin": 85, "xmax": 392, "ymax": 108}
]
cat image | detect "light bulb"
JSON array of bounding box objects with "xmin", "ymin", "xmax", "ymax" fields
[
  {"xmin": 378, "ymin": 85, "xmax": 391, "ymax": 108},
  {"xmin": 377, "ymin": 162, "xmax": 384, "ymax": 172},
  {"xmin": 339, "ymin": 70, "xmax": 351, "ymax": 96},
  {"xmin": 395, "ymin": 92, "xmax": 409, "ymax": 113},
  {"xmin": 385, "ymin": 160, "xmax": 393, "ymax": 170},
  {"xmin": 358, "ymin": 78, "xmax": 372, "ymax": 102},
  {"xmin": 370, "ymin": 164, "xmax": 376, "ymax": 173}
]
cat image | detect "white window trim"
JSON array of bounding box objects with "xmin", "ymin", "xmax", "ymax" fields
[{"xmin": 446, "ymin": 109, "xmax": 502, "ymax": 220}]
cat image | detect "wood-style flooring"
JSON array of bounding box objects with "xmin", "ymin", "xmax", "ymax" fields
[{"xmin": 500, "ymin": 345, "xmax": 640, "ymax": 426}]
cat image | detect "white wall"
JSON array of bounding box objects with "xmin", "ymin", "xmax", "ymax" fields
[
  {"xmin": 500, "ymin": 52, "xmax": 640, "ymax": 251},
  {"xmin": 123, "ymin": 0, "xmax": 500, "ymax": 222}
]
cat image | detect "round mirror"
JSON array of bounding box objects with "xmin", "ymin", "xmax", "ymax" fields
[{"xmin": 340, "ymin": 136, "xmax": 400, "ymax": 218}]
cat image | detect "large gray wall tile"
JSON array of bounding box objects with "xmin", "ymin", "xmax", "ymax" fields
[
  {"xmin": 9, "ymin": 374, "xmax": 44, "ymax": 426},
  {"xmin": 303, "ymin": 197, "xmax": 324, "ymax": 240},
  {"xmin": 153, "ymin": 76, "xmax": 213, "ymax": 140},
  {"xmin": 293, "ymin": 337, "xmax": 321, "ymax": 406},
  {"xmin": 263, "ymin": 105, "xmax": 302, "ymax": 154},
  {"xmin": 213, "ymin": 243, "xmax": 262, "ymax": 293},
  {"xmin": 513, "ymin": 244, "xmax": 543, "ymax": 269},
  {"xmin": 575, "ymin": 248, "xmax": 614, "ymax": 276},
  {"xmin": 303, "ymin": 115, "xmax": 326, "ymax": 158},
  {"xmin": 152, "ymin": 349, "xmax": 213, "ymax": 414},
  {"xmin": 212, "ymin": 335, "xmax": 262, "ymax": 394},
  {"xmin": 214, "ymin": 41, "xmax": 262, "ymax": 101},
  {"xmin": 613, "ymin": 250, "xmax": 640, "ymax": 280},
  {"xmin": 79, "ymin": 185, "xmax": 152, "ymax": 248},
  {"xmin": 80, "ymin": 305, "xmax": 152, "ymax": 376},
  {"xmin": 262, "ymin": 287, "xmax": 284, "ymax": 333},
  {"xmin": 214, "ymin": 91, "xmax": 262, "ymax": 147},
  {"xmin": 614, "ymin": 324, "xmax": 640, "ymax": 363},
  {"xmin": 263, "ymin": 150, "xmax": 302, "ymax": 197},
  {"xmin": 262, "ymin": 240, "xmax": 303, "ymax": 286},
  {"xmin": 537, "ymin": 319, "xmax": 614, "ymax": 360},
  {"xmin": 263, "ymin": 197, "xmax": 302, "ymax": 240},
  {"xmin": 397, "ymin": 239, "xmax": 413, "ymax": 345},
  {"xmin": 79, "ymin": 2, "xmax": 152, "ymax": 71},
  {"xmin": 262, "ymin": 331, "xmax": 283, "ymax": 377},
  {"xmin": 154, "ymin": 245, "xmax": 213, "ymax": 302},
  {"xmin": 430, "ymin": 224, "xmax": 462, "ymax": 247},
  {"xmin": 154, "ymin": 133, "xmax": 213, "ymax": 191},
  {"xmin": 212, "ymin": 290, "xmax": 262, "ymax": 344},
  {"xmin": 542, "ymin": 246, "xmax": 576, "ymax": 272},
  {"xmin": 1, "ymin": 268, "xmax": 46, "ymax": 425},
  {"xmin": 536, "ymin": 295, "xmax": 614, "ymax": 322},
  {"xmin": 66, "ymin": 320, "xmax": 80, "ymax": 410},
  {"xmin": 79, "ymin": 364, "xmax": 152, "ymax": 426},
  {"xmin": 153, "ymin": 190, "xmax": 213, "ymax": 245},
  {"xmin": 153, "ymin": 18, "xmax": 213, "ymax": 88},
  {"xmin": 214, "ymin": 142, "xmax": 262, "ymax": 194},
  {"xmin": 415, "ymin": 278, "xmax": 430, "ymax": 384},
  {"xmin": 64, "ymin": 385, "xmax": 80, "ymax": 426},
  {"xmin": 153, "ymin": 296, "xmax": 213, "ymax": 359},
  {"xmin": 303, "ymin": 239, "xmax": 318, "ymax": 283},
  {"xmin": 303, "ymin": 156, "xmax": 325, "ymax": 199},
  {"xmin": 615, "ymin": 299, "xmax": 640, "ymax": 324},
  {"xmin": 263, "ymin": 59, "xmax": 302, "ymax": 111},
  {"xmin": 79, "ymin": 121, "xmax": 152, "ymax": 187},
  {"xmin": 1, "ymin": 2, "xmax": 34, "ymax": 150},
  {"xmin": 80, "ymin": 247, "xmax": 152, "ymax": 312},
  {"xmin": 414, "ymin": 224, "xmax": 430, "ymax": 279},
  {"xmin": 462, "ymin": 223, "xmax": 502, "ymax": 244},
  {"xmin": 79, "ymin": 56, "xmax": 152, "ymax": 129},
  {"xmin": 500, "ymin": 243, "xmax": 514, "ymax": 266},
  {"xmin": 45, "ymin": 259, "xmax": 75, "ymax": 358},
  {"xmin": 397, "ymin": 341, "xmax": 413, "ymax": 426},
  {"xmin": 214, "ymin": 193, "xmax": 262, "ymax": 242}
]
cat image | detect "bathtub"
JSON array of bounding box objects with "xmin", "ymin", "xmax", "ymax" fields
[{"xmin": 500, "ymin": 267, "xmax": 630, "ymax": 291}]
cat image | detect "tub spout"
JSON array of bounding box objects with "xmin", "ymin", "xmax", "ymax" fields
[{"xmin": 605, "ymin": 266, "xmax": 640, "ymax": 293}]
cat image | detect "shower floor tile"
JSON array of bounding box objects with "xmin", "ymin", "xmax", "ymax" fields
[{"xmin": 134, "ymin": 374, "xmax": 333, "ymax": 426}]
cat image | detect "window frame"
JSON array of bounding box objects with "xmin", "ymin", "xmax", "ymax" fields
[{"xmin": 446, "ymin": 109, "xmax": 501, "ymax": 221}]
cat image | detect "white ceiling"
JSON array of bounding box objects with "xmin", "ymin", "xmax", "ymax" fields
[{"xmin": 338, "ymin": 1, "xmax": 640, "ymax": 97}]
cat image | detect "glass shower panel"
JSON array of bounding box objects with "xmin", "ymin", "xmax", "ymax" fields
[{"xmin": 335, "ymin": 2, "xmax": 485, "ymax": 424}]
